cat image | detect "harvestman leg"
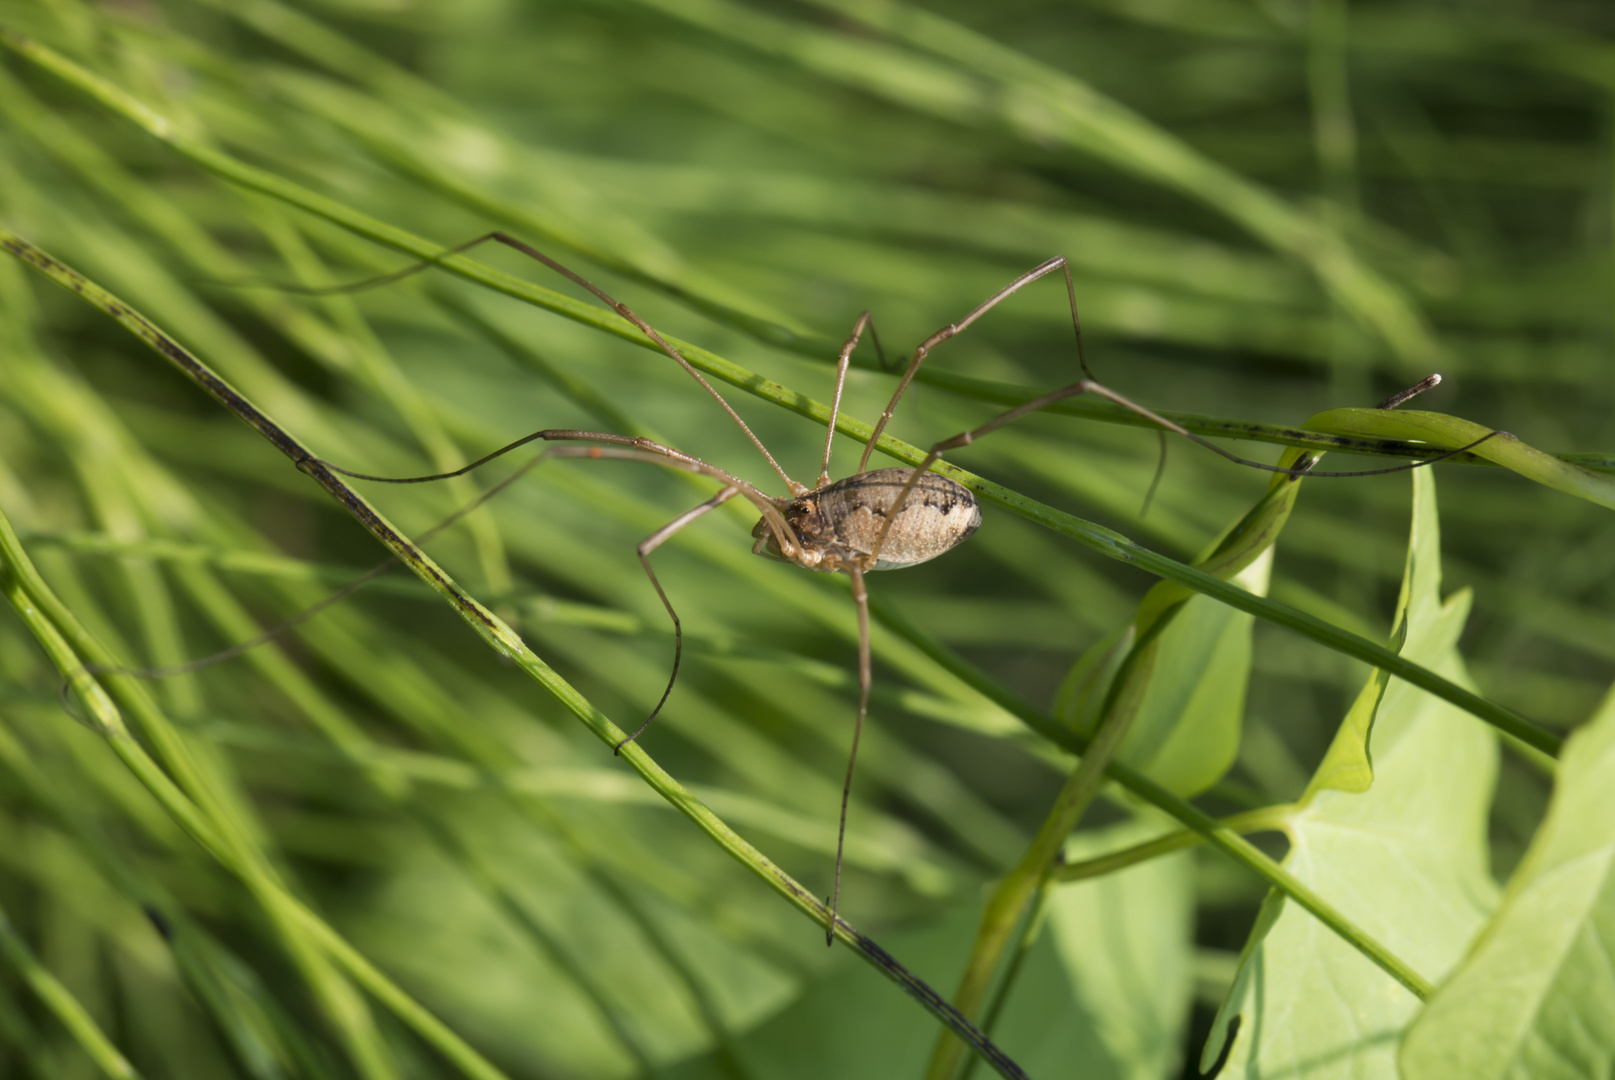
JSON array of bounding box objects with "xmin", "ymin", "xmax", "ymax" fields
[
  {"xmin": 817, "ymin": 312, "xmax": 869, "ymax": 488},
  {"xmin": 620, "ymin": 486, "xmax": 743, "ymax": 749},
  {"xmin": 816, "ymin": 310, "xmax": 891, "ymax": 488},
  {"xmin": 856, "ymin": 256, "xmax": 1085, "ymax": 475},
  {"xmin": 91, "ymin": 446, "xmax": 563, "ymax": 681},
  {"xmin": 289, "ymin": 230, "xmax": 809, "ymax": 497},
  {"xmin": 808, "ymin": 304, "xmax": 915, "ymax": 942},
  {"xmin": 832, "ymin": 564, "xmax": 873, "ymax": 945},
  {"xmin": 854, "ymin": 257, "xmax": 1502, "ymax": 559},
  {"xmin": 321, "ymin": 432, "xmax": 803, "ymax": 746}
]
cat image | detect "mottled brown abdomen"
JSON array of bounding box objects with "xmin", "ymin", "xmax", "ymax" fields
[{"xmin": 753, "ymin": 468, "xmax": 981, "ymax": 572}]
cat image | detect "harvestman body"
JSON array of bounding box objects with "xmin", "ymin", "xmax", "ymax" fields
[
  {"xmin": 753, "ymin": 470, "xmax": 981, "ymax": 572},
  {"xmin": 302, "ymin": 233, "xmax": 1485, "ymax": 943}
]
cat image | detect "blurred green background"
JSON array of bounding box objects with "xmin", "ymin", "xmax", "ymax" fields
[{"xmin": 0, "ymin": 0, "xmax": 1612, "ymax": 1076}]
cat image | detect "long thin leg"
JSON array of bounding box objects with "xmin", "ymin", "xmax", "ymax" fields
[
  {"xmin": 318, "ymin": 428, "xmax": 712, "ymax": 484},
  {"xmin": 869, "ymin": 374, "xmax": 1498, "ymax": 559},
  {"xmin": 318, "ymin": 431, "xmax": 816, "ymax": 740},
  {"xmin": 867, "ymin": 319, "xmax": 889, "ymax": 372},
  {"xmin": 1139, "ymin": 430, "xmax": 1168, "ymax": 518},
  {"xmin": 856, "ymin": 259, "xmax": 1490, "ymax": 493},
  {"xmin": 101, "ymin": 437, "xmax": 793, "ymax": 682},
  {"xmin": 819, "ymin": 311, "xmax": 876, "ymax": 488},
  {"xmin": 247, "ymin": 231, "xmax": 506, "ymax": 296},
  {"xmin": 317, "ymin": 427, "xmax": 807, "ymax": 573},
  {"xmin": 929, "ymin": 377, "xmax": 1496, "ymax": 483},
  {"xmin": 848, "ymin": 259, "xmax": 1500, "ymax": 561},
  {"xmin": 827, "ymin": 564, "xmax": 872, "ymax": 946},
  {"xmin": 857, "ymin": 256, "xmax": 1074, "ymax": 473},
  {"xmin": 88, "ymin": 449, "xmax": 556, "ymax": 680},
  {"xmin": 615, "ymin": 486, "xmax": 743, "ymax": 752},
  {"xmin": 271, "ymin": 231, "xmax": 806, "ymax": 496}
]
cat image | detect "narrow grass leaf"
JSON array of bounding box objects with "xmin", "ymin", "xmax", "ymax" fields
[
  {"xmin": 1041, "ymin": 817, "xmax": 1194, "ymax": 1079},
  {"xmin": 1111, "ymin": 549, "xmax": 1268, "ymax": 797}
]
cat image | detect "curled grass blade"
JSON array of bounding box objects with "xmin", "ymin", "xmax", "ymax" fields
[{"xmin": 1310, "ymin": 407, "xmax": 1615, "ymax": 510}]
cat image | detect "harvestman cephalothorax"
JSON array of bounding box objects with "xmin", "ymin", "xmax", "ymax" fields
[{"xmin": 235, "ymin": 231, "xmax": 1495, "ymax": 943}]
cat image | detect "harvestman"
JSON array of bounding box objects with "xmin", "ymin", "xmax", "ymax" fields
[{"xmin": 289, "ymin": 234, "xmax": 1479, "ymax": 941}]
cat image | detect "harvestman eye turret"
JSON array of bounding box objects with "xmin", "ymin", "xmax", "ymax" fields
[{"xmin": 255, "ymin": 233, "xmax": 1494, "ymax": 944}]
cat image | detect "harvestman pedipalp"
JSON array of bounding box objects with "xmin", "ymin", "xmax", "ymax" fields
[{"xmin": 270, "ymin": 233, "xmax": 1491, "ymax": 942}]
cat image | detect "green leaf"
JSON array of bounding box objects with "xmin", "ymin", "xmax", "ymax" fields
[
  {"xmin": 1400, "ymin": 680, "xmax": 1615, "ymax": 1079},
  {"xmin": 1043, "ymin": 817, "xmax": 1195, "ymax": 1079},
  {"xmin": 1057, "ymin": 451, "xmax": 1293, "ymax": 797},
  {"xmin": 1204, "ymin": 469, "xmax": 1500, "ymax": 1076},
  {"xmin": 1112, "ymin": 549, "xmax": 1269, "ymax": 797}
]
